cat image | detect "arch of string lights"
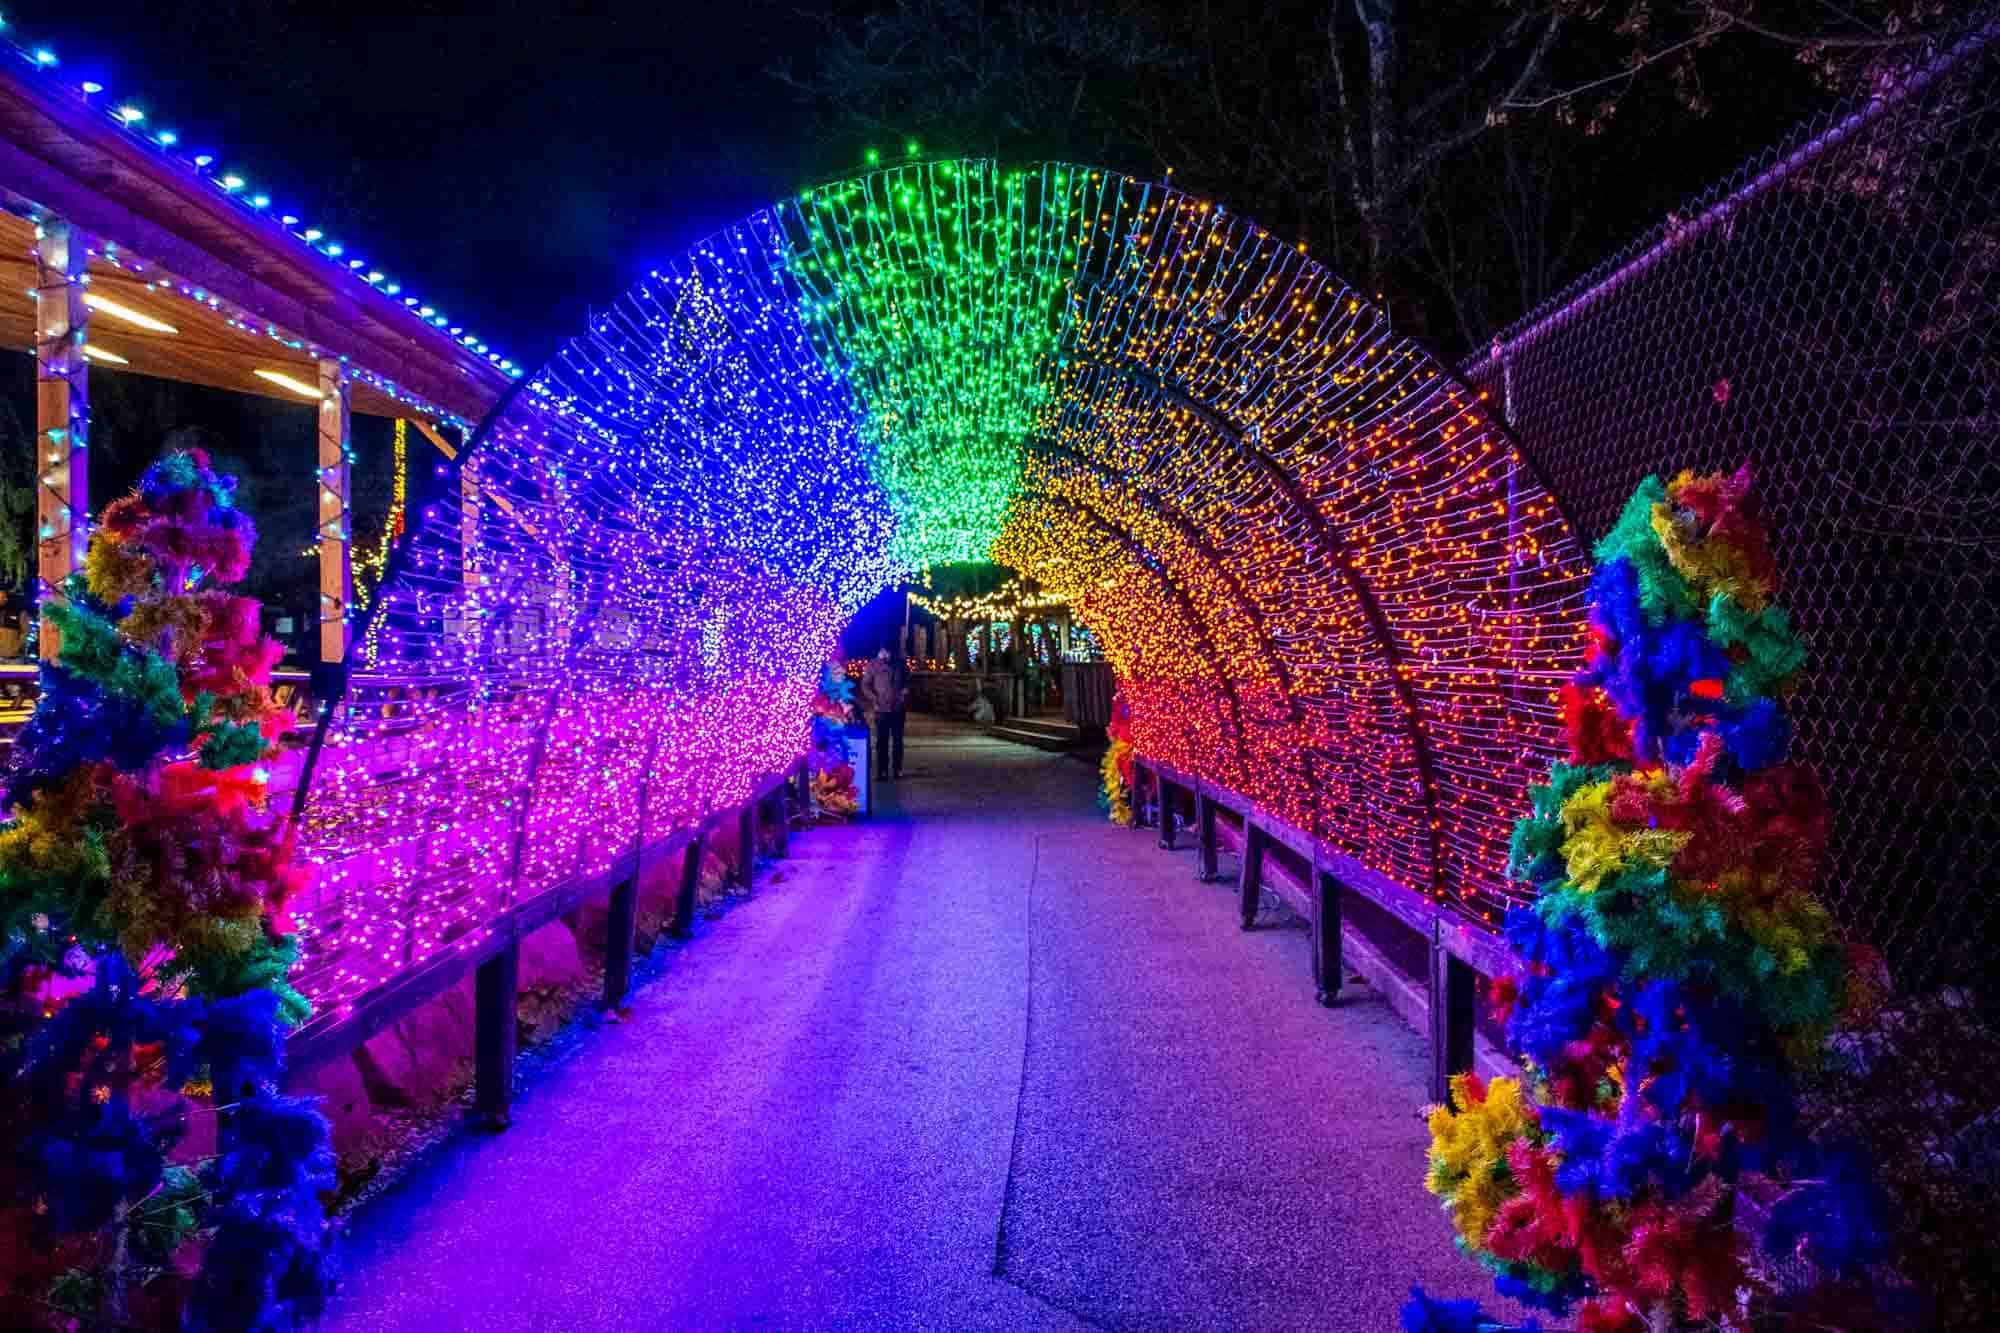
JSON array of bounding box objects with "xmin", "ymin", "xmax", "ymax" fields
[{"xmin": 286, "ymin": 160, "xmax": 1592, "ymax": 1019}]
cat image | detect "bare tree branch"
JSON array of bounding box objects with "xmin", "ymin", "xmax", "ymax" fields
[
  {"xmin": 1324, "ymin": 3, "xmax": 1365, "ymax": 203},
  {"xmin": 1392, "ymin": 14, "xmax": 1564, "ymax": 199},
  {"xmin": 1409, "ymin": 9, "xmax": 1542, "ymax": 126}
]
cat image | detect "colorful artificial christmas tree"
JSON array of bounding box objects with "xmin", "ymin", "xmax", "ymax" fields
[
  {"xmin": 0, "ymin": 451, "xmax": 332, "ymax": 1331},
  {"xmin": 807, "ymin": 656, "xmax": 861, "ymax": 821},
  {"xmin": 1410, "ymin": 469, "xmax": 1897, "ymax": 1332},
  {"xmin": 1099, "ymin": 691, "xmax": 1135, "ymax": 826}
]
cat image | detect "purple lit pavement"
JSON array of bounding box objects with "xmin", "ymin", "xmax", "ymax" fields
[{"xmin": 323, "ymin": 716, "xmax": 1511, "ymax": 1331}]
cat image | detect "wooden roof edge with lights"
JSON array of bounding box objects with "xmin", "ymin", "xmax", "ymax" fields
[{"xmin": 0, "ymin": 64, "xmax": 511, "ymax": 424}]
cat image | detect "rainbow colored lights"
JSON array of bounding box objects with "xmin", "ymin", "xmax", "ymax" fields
[{"xmin": 289, "ymin": 160, "xmax": 1592, "ymax": 1018}]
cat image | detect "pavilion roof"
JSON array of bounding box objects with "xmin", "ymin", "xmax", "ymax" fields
[{"xmin": 0, "ymin": 40, "xmax": 517, "ymax": 424}]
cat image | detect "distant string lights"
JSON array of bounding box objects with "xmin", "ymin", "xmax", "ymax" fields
[
  {"xmin": 908, "ymin": 573, "xmax": 1067, "ymax": 623},
  {"xmin": 350, "ymin": 418, "xmax": 407, "ymax": 615}
]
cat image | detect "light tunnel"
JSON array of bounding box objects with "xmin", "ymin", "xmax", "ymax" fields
[{"xmin": 289, "ymin": 160, "xmax": 1594, "ymax": 1018}]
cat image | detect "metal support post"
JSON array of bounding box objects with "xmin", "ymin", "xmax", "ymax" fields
[
  {"xmin": 1428, "ymin": 930, "xmax": 1477, "ymax": 1105},
  {"xmin": 603, "ymin": 874, "xmax": 638, "ymax": 1008},
  {"xmin": 668, "ymin": 830, "xmax": 707, "ymax": 939},
  {"xmin": 1240, "ymin": 823, "xmax": 1266, "ymax": 930},
  {"xmin": 1312, "ymin": 867, "xmax": 1344, "ymax": 1007},
  {"xmin": 474, "ymin": 938, "xmax": 520, "ymax": 1129}
]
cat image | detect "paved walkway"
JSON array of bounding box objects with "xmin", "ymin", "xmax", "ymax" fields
[{"xmin": 325, "ymin": 717, "xmax": 1501, "ymax": 1331}]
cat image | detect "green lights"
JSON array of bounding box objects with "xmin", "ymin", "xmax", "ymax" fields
[{"xmin": 779, "ymin": 161, "xmax": 1069, "ymax": 568}]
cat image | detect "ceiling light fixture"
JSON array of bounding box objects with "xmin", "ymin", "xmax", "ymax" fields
[
  {"xmin": 253, "ymin": 368, "xmax": 325, "ymax": 400},
  {"xmin": 81, "ymin": 292, "xmax": 179, "ymax": 334}
]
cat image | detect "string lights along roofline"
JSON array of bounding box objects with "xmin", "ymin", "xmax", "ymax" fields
[{"xmin": 0, "ymin": 18, "xmax": 523, "ymax": 385}]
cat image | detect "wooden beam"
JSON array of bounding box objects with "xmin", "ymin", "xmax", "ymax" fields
[
  {"xmin": 410, "ymin": 415, "xmax": 458, "ymax": 460},
  {"xmin": 0, "ymin": 229, "xmax": 446, "ymax": 422},
  {"xmin": 34, "ymin": 220, "xmax": 89, "ymax": 660},
  {"xmin": 736, "ymin": 801, "xmax": 757, "ymax": 894},
  {"xmin": 1195, "ymin": 789, "xmax": 1220, "ymax": 882},
  {"xmin": 316, "ymin": 360, "xmax": 351, "ymax": 663},
  {"xmin": 1312, "ymin": 867, "xmax": 1344, "ymax": 1007},
  {"xmin": 1240, "ymin": 823, "xmax": 1267, "ymax": 931}
]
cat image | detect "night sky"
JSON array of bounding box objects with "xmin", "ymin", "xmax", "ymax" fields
[
  {"xmin": 11, "ymin": 2, "xmax": 1835, "ymax": 366},
  {"xmin": 2, "ymin": 2, "xmax": 1863, "ymax": 654},
  {"xmin": 15, "ymin": 0, "xmax": 856, "ymax": 365}
]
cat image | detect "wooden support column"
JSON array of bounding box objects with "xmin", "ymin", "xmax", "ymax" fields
[
  {"xmin": 603, "ymin": 873, "xmax": 639, "ymax": 1009},
  {"xmin": 668, "ymin": 830, "xmax": 707, "ymax": 939},
  {"xmin": 1428, "ymin": 932, "xmax": 1477, "ymax": 1106},
  {"xmin": 1312, "ymin": 867, "xmax": 1344, "ymax": 1007},
  {"xmin": 1239, "ymin": 823, "xmax": 1266, "ymax": 931},
  {"xmin": 34, "ymin": 221, "xmax": 90, "ymax": 660},
  {"xmin": 1194, "ymin": 790, "xmax": 1219, "ymax": 882},
  {"xmin": 316, "ymin": 360, "xmax": 351, "ymax": 663},
  {"xmin": 474, "ymin": 937, "xmax": 520, "ymax": 1129}
]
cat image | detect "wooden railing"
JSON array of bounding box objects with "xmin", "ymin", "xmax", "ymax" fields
[
  {"xmin": 1130, "ymin": 753, "xmax": 1513, "ymax": 1102},
  {"xmin": 283, "ymin": 759, "xmax": 812, "ymax": 1127},
  {"xmin": 0, "ymin": 664, "xmax": 315, "ymax": 742},
  {"xmin": 4, "ymin": 659, "xmax": 818, "ymax": 1122}
]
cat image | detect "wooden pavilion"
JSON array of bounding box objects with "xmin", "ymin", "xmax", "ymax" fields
[{"xmin": 0, "ymin": 43, "xmax": 514, "ymax": 669}]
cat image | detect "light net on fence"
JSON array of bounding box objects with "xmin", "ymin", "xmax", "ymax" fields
[{"xmin": 1462, "ymin": 21, "xmax": 2000, "ymax": 1313}]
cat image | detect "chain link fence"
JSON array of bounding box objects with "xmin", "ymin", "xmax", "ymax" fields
[{"xmin": 1461, "ymin": 18, "xmax": 1999, "ymax": 1318}]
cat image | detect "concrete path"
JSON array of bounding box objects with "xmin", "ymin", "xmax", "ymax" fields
[{"xmin": 324, "ymin": 717, "xmax": 1501, "ymax": 1331}]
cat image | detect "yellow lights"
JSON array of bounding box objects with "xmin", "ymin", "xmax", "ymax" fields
[
  {"xmin": 80, "ymin": 291, "xmax": 179, "ymax": 334},
  {"xmin": 908, "ymin": 573, "xmax": 1067, "ymax": 623},
  {"xmin": 253, "ymin": 368, "xmax": 326, "ymax": 400},
  {"xmin": 81, "ymin": 344, "xmax": 129, "ymax": 365}
]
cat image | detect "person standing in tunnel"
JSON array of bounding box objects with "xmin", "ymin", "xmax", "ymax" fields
[{"xmin": 862, "ymin": 644, "xmax": 910, "ymax": 780}]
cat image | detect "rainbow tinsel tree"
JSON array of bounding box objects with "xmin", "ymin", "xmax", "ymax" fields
[
  {"xmin": 0, "ymin": 450, "xmax": 333, "ymax": 1332},
  {"xmin": 808, "ymin": 656, "xmax": 861, "ymax": 821},
  {"xmin": 1099, "ymin": 691, "xmax": 1135, "ymax": 826},
  {"xmin": 1408, "ymin": 469, "xmax": 1899, "ymax": 1333}
]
